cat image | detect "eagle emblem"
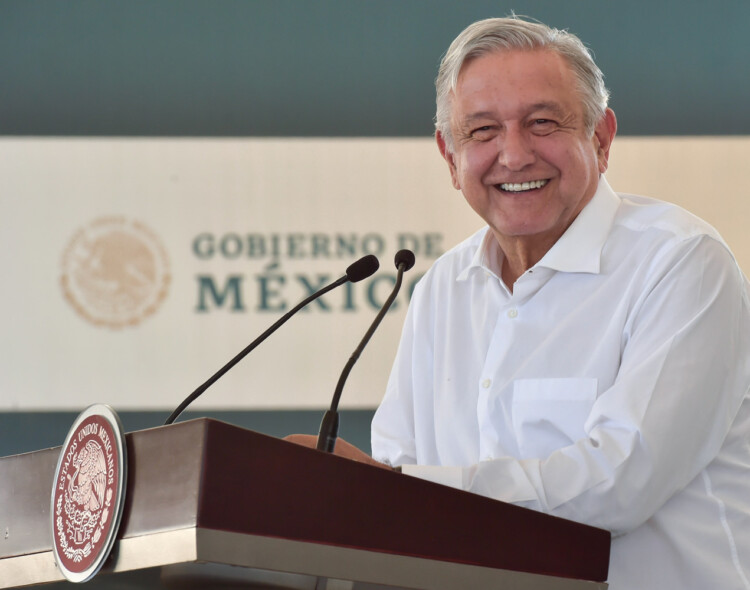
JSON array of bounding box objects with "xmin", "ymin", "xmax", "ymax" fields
[
  {"xmin": 69, "ymin": 440, "xmax": 107, "ymax": 514},
  {"xmin": 64, "ymin": 439, "xmax": 109, "ymax": 546}
]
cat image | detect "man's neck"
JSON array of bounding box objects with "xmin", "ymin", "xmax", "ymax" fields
[{"xmin": 493, "ymin": 231, "xmax": 560, "ymax": 292}]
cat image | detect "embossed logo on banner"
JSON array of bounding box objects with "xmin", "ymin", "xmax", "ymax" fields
[
  {"xmin": 61, "ymin": 217, "xmax": 170, "ymax": 329},
  {"xmin": 51, "ymin": 405, "xmax": 127, "ymax": 583}
]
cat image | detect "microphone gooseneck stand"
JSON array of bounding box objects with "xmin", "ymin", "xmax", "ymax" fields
[
  {"xmin": 164, "ymin": 255, "xmax": 380, "ymax": 425},
  {"xmin": 316, "ymin": 249, "xmax": 415, "ymax": 452}
]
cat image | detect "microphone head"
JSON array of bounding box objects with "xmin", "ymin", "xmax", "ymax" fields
[
  {"xmin": 346, "ymin": 254, "xmax": 379, "ymax": 282},
  {"xmin": 394, "ymin": 249, "xmax": 416, "ymax": 272}
]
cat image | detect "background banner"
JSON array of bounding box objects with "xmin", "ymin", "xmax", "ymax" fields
[
  {"xmin": 2, "ymin": 136, "xmax": 749, "ymax": 411},
  {"xmin": 1, "ymin": 138, "xmax": 481, "ymax": 410}
]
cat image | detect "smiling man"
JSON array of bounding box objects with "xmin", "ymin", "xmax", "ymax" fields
[
  {"xmin": 287, "ymin": 15, "xmax": 750, "ymax": 588},
  {"xmin": 370, "ymin": 16, "xmax": 750, "ymax": 589}
]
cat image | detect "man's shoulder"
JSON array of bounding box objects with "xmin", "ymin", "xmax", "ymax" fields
[{"xmin": 613, "ymin": 192, "xmax": 723, "ymax": 244}]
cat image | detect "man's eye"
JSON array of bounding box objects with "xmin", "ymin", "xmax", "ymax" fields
[
  {"xmin": 471, "ymin": 126, "xmax": 494, "ymax": 139},
  {"xmin": 530, "ymin": 119, "xmax": 558, "ymax": 134},
  {"xmin": 533, "ymin": 119, "xmax": 556, "ymax": 127}
]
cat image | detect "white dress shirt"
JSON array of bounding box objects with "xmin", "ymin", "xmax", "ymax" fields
[{"xmin": 372, "ymin": 177, "xmax": 750, "ymax": 589}]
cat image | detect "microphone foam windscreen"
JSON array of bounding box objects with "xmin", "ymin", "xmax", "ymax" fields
[
  {"xmin": 346, "ymin": 254, "xmax": 380, "ymax": 282},
  {"xmin": 394, "ymin": 249, "xmax": 416, "ymax": 271}
]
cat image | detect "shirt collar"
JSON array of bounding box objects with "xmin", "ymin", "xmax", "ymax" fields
[
  {"xmin": 456, "ymin": 176, "xmax": 620, "ymax": 281},
  {"xmin": 456, "ymin": 229, "xmax": 501, "ymax": 281},
  {"xmin": 536, "ymin": 176, "xmax": 620, "ymax": 274}
]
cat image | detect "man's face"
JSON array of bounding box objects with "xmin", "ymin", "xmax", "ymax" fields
[{"xmin": 438, "ymin": 49, "xmax": 616, "ymax": 250}]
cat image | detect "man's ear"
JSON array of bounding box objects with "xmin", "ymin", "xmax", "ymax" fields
[
  {"xmin": 436, "ymin": 131, "xmax": 461, "ymax": 190},
  {"xmin": 594, "ymin": 108, "xmax": 617, "ymax": 174}
]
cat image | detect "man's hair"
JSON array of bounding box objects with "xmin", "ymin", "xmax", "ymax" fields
[{"xmin": 435, "ymin": 16, "xmax": 610, "ymax": 151}]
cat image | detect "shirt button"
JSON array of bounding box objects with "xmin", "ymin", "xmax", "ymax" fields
[
  {"xmin": 481, "ymin": 379, "xmax": 491, "ymax": 389},
  {"xmin": 507, "ymin": 308, "xmax": 518, "ymax": 319}
]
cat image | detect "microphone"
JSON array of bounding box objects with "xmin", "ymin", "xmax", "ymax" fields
[
  {"xmin": 316, "ymin": 249, "xmax": 416, "ymax": 452},
  {"xmin": 165, "ymin": 255, "xmax": 380, "ymax": 425}
]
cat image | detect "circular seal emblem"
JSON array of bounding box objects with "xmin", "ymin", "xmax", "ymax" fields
[
  {"xmin": 60, "ymin": 217, "xmax": 170, "ymax": 329},
  {"xmin": 51, "ymin": 405, "xmax": 127, "ymax": 583}
]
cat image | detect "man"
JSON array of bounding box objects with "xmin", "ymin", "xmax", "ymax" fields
[{"xmin": 290, "ymin": 16, "xmax": 750, "ymax": 588}]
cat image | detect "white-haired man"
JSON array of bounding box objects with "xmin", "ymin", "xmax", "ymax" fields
[{"xmin": 290, "ymin": 16, "xmax": 750, "ymax": 588}]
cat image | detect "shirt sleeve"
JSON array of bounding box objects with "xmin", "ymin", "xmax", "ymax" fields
[{"xmin": 372, "ymin": 235, "xmax": 750, "ymax": 535}]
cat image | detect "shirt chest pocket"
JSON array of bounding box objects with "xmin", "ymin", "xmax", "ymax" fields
[{"xmin": 511, "ymin": 378, "xmax": 598, "ymax": 460}]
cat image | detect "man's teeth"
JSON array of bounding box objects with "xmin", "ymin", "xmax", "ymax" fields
[{"xmin": 499, "ymin": 179, "xmax": 548, "ymax": 192}]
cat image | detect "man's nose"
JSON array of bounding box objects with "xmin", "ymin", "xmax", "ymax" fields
[{"xmin": 497, "ymin": 129, "xmax": 535, "ymax": 170}]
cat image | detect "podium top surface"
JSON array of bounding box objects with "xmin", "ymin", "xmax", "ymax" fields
[{"xmin": 0, "ymin": 418, "xmax": 610, "ymax": 584}]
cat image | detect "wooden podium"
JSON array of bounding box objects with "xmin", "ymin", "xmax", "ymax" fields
[{"xmin": 0, "ymin": 419, "xmax": 610, "ymax": 589}]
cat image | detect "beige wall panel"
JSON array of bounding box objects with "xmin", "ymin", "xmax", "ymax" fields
[{"xmin": 1, "ymin": 137, "xmax": 746, "ymax": 411}]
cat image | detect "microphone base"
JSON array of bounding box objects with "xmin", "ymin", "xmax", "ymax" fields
[{"xmin": 316, "ymin": 410, "xmax": 339, "ymax": 453}]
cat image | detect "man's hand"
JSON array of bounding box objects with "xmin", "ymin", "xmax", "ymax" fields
[{"xmin": 283, "ymin": 434, "xmax": 395, "ymax": 471}]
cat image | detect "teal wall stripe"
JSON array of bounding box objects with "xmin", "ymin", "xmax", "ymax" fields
[
  {"xmin": 0, "ymin": 409, "xmax": 376, "ymax": 457},
  {"xmin": 2, "ymin": 0, "xmax": 749, "ymax": 137}
]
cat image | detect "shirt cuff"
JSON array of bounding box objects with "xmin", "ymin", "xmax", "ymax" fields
[{"xmin": 400, "ymin": 464, "xmax": 464, "ymax": 489}]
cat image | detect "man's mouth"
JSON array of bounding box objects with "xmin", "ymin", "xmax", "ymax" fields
[{"xmin": 498, "ymin": 179, "xmax": 549, "ymax": 192}]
